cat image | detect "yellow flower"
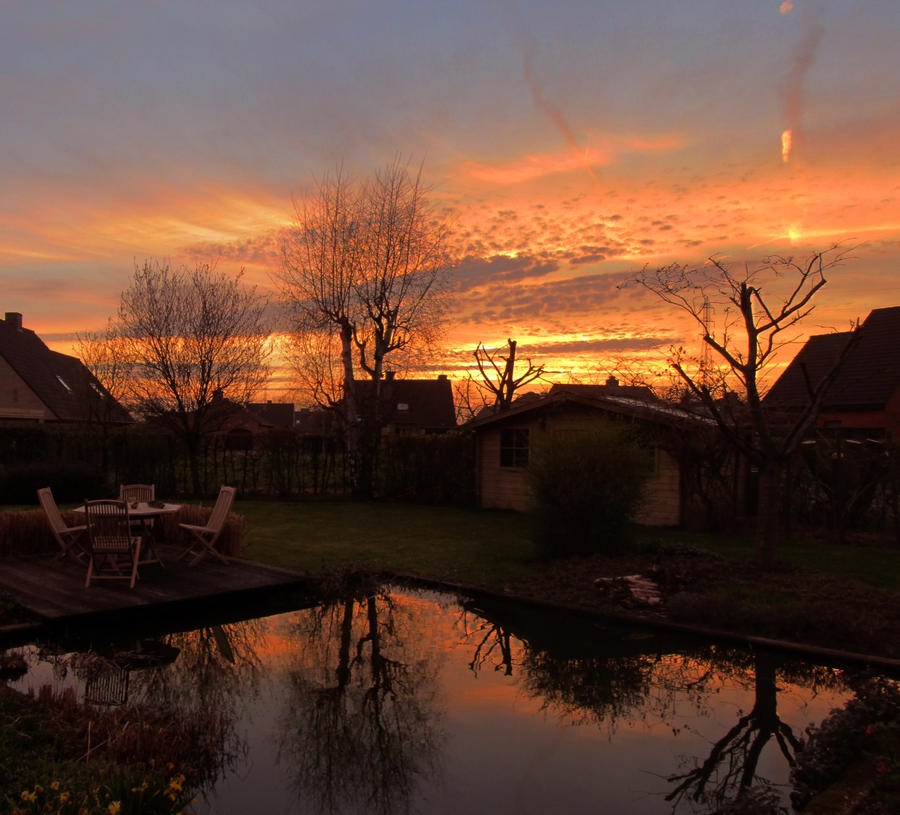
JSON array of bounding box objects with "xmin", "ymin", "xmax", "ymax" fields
[
  {"xmin": 59, "ymin": 792, "xmax": 71, "ymax": 803},
  {"xmin": 20, "ymin": 790, "xmax": 36, "ymax": 803},
  {"xmin": 107, "ymin": 802, "xmax": 121, "ymax": 815},
  {"xmin": 50, "ymin": 782, "xmax": 60, "ymax": 792}
]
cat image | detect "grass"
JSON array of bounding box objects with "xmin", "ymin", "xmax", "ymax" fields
[
  {"xmin": 233, "ymin": 499, "xmax": 900, "ymax": 591},
  {"xmin": 229, "ymin": 499, "xmax": 900, "ymax": 660},
  {"xmin": 3, "ymin": 497, "xmax": 897, "ymax": 657},
  {"xmin": 235, "ymin": 499, "xmax": 539, "ymax": 586}
]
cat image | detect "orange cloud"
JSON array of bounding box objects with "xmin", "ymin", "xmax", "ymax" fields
[{"xmin": 460, "ymin": 135, "xmax": 681, "ymax": 186}]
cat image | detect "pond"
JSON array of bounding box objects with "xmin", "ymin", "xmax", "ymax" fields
[{"xmin": 5, "ymin": 585, "xmax": 885, "ymax": 814}]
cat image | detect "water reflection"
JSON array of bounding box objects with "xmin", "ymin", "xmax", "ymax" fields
[
  {"xmin": 278, "ymin": 591, "xmax": 443, "ymax": 815},
  {"xmin": 16, "ymin": 619, "xmax": 266, "ymax": 796},
  {"xmin": 459, "ymin": 596, "xmax": 856, "ymax": 813},
  {"xmin": 4, "ymin": 586, "xmax": 880, "ymax": 815}
]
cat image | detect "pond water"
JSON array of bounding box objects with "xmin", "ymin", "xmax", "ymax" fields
[{"xmin": 6, "ymin": 585, "xmax": 879, "ymax": 814}]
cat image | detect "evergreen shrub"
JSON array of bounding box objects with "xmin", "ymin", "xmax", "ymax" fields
[
  {"xmin": 528, "ymin": 424, "xmax": 650, "ymax": 558},
  {"xmin": 0, "ymin": 461, "xmax": 104, "ymax": 504}
]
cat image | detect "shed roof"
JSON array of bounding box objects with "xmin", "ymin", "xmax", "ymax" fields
[{"xmin": 468, "ymin": 388, "xmax": 706, "ymax": 430}]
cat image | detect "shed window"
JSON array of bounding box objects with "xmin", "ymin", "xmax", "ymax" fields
[{"xmin": 500, "ymin": 428, "xmax": 529, "ymax": 468}]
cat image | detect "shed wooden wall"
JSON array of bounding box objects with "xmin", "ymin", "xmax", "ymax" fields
[{"xmin": 476, "ymin": 408, "xmax": 682, "ymax": 526}]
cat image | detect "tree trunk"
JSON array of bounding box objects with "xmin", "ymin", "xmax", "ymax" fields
[
  {"xmin": 187, "ymin": 436, "xmax": 203, "ymax": 497},
  {"xmin": 755, "ymin": 461, "xmax": 783, "ymax": 569}
]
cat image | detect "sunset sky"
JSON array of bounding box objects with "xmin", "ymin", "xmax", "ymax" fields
[{"xmin": 3, "ymin": 0, "xmax": 899, "ymax": 400}]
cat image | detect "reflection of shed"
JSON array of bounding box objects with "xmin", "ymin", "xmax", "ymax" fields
[{"xmin": 469, "ymin": 381, "xmax": 706, "ymax": 526}]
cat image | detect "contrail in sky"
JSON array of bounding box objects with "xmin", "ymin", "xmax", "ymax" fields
[
  {"xmin": 781, "ymin": 2, "xmax": 824, "ymax": 163},
  {"xmin": 494, "ymin": 0, "xmax": 597, "ymax": 181}
]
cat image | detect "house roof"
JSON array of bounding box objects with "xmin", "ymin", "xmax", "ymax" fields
[
  {"xmin": 354, "ymin": 375, "xmax": 456, "ymax": 430},
  {"xmin": 0, "ymin": 311, "xmax": 132, "ymax": 423},
  {"xmin": 548, "ymin": 381, "xmax": 659, "ymax": 402},
  {"xmin": 764, "ymin": 306, "xmax": 900, "ymax": 411},
  {"xmin": 468, "ymin": 387, "xmax": 707, "ymax": 430},
  {"xmin": 247, "ymin": 401, "xmax": 295, "ymax": 429}
]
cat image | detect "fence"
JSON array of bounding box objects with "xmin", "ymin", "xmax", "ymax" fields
[{"xmin": 0, "ymin": 424, "xmax": 475, "ymax": 506}]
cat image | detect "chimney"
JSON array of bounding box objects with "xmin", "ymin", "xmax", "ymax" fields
[
  {"xmin": 4, "ymin": 312, "xmax": 23, "ymax": 330},
  {"xmin": 437, "ymin": 374, "xmax": 447, "ymax": 381},
  {"xmin": 605, "ymin": 375, "xmax": 619, "ymax": 387}
]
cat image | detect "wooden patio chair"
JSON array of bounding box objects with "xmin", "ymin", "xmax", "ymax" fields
[
  {"xmin": 37, "ymin": 487, "xmax": 88, "ymax": 562},
  {"xmin": 118, "ymin": 483, "xmax": 164, "ymax": 566},
  {"xmin": 84, "ymin": 499, "xmax": 143, "ymax": 588},
  {"xmin": 119, "ymin": 484, "xmax": 155, "ymax": 503},
  {"xmin": 178, "ymin": 486, "xmax": 236, "ymax": 566}
]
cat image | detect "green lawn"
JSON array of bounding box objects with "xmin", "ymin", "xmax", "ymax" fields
[
  {"xmin": 232, "ymin": 499, "xmax": 900, "ymax": 592},
  {"xmin": 235, "ymin": 499, "xmax": 540, "ymax": 587},
  {"xmin": 7, "ymin": 496, "xmax": 897, "ymax": 592}
]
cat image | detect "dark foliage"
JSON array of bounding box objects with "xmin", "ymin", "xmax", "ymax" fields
[
  {"xmin": 379, "ymin": 432, "xmax": 475, "ymax": 505},
  {"xmin": 791, "ymin": 677, "xmax": 900, "ymax": 813},
  {"xmin": 528, "ymin": 424, "xmax": 650, "ymax": 558}
]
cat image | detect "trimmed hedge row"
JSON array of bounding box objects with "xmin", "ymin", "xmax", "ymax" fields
[{"xmin": 0, "ymin": 505, "xmax": 245, "ymax": 560}]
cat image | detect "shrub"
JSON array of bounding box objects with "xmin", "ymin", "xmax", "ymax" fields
[
  {"xmin": 0, "ymin": 462, "xmax": 105, "ymax": 504},
  {"xmin": 379, "ymin": 432, "xmax": 475, "ymax": 506},
  {"xmin": 528, "ymin": 424, "xmax": 650, "ymax": 558},
  {"xmin": 791, "ymin": 677, "xmax": 900, "ymax": 812}
]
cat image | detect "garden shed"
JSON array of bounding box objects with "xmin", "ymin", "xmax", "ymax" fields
[{"xmin": 469, "ymin": 383, "xmax": 705, "ymax": 526}]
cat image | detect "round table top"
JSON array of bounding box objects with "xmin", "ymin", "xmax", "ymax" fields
[{"xmin": 74, "ymin": 501, "xmax": 182, "ymax": 517}]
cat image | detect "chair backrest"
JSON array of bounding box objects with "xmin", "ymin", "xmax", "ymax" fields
[
  {"xmin": 206, "ymin": 486, "xmax": 236, "ymax": 534},
  {"xmin": 37, "ymin": 487, "xmax": 67, "ymax": 534},
  {"xmin": 85, "ymin": 499, "xmax": 133, "ymax": 553},
  {"xmin": 119, "ymin": 483, "xmax": 155, "ymax": 503}
]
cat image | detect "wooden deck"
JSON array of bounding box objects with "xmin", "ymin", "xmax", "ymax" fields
[{"xmin": 0, "ymin": 546, "xmax": 315, "ymax": 641}]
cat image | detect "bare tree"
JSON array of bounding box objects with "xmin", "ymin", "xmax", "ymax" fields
[
  {"xmin": 279, "ymin": 160, "xmax": 453, "ymax": 495},
  {"xmin": 635, "ymin": 246, "xmax": 855, "ymax": 567},
  {"xmin": 116, "ymin": 259, "xmax": 271, "ymax": 495},
  {"xmin": 73, "ymin": 319, "xmax": 132, "ymax": 425},
  {"xmin": 469, "ymin": 338, "xmax": 546, "ymax": 415}
]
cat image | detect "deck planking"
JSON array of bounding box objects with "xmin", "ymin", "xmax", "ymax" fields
[{"xmin": 0, "ymin": 545, "xmax": 313, "ymax": 634}]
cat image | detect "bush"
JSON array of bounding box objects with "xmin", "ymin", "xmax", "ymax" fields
[
  {"xmin": 791, "ymin": 677, "xmax": 900, "ymax": 812},
  {"xmin": 0, "ymin": 462, "xmax": 105, "ymax": 505},
  {"xmin": 379, "ymin": 432, "xmax": 475, "ymax": 505},
  {"xmin": 528, "ymin": 424, "xmax": 650, "ymax": 558}
]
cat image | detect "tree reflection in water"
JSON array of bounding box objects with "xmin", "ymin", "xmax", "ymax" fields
[
  {"xmin": 30, "ymin": 619, "xmax": 266, "ymax": 795},
  {"xmin": 136, "ymin": 621, "xmax": 265, "ymax": 787},
  {"xmin": 460, "ymin": 597, "xmax": 852, "ymax": 813},
  {"xmin": 278, "ymin": 591, "xmax": 443, "ymax": 815}
]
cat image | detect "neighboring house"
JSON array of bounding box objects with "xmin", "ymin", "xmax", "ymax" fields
[
  {"xmin": 0, "ymin": 311, "xmax": 131, "ymax": 424},
  {"xmin": 764, "ymin": 305, "xmax": 900, "ymax": 439},
  {"xmin": 469, "ymin": 379, "xmax": 705, "ymax": 526},
  {"xmin": 353, "ymin": 373, "xmax": 457, "ymax": 435},
  {"xmin": 247, "ymin": 401, "xmax": 295, "ymax": 430},
  {"xmin": 202, "ymin": 391, "xmax": 287, "ymax": 450}
]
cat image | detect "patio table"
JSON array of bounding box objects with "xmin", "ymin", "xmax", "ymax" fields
[{"xmin": 74, "ymin": 501, "xmax": 182, "ymax": 566}]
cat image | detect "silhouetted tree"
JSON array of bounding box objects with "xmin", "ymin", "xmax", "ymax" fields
[
  {"xmin": 280, "ymin": 160, "xmax": 452, "ymax": 495},
  {"xmin": 635, "ymin": 246, "xmax": 856, "ymax": 567},
  {"xmin": 456, "ymin": 338, "xmax": 545, "ymax": 421},
  {"xmin": 116, "ymin": 259, "xmax": 271, "ymax": 495}
]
